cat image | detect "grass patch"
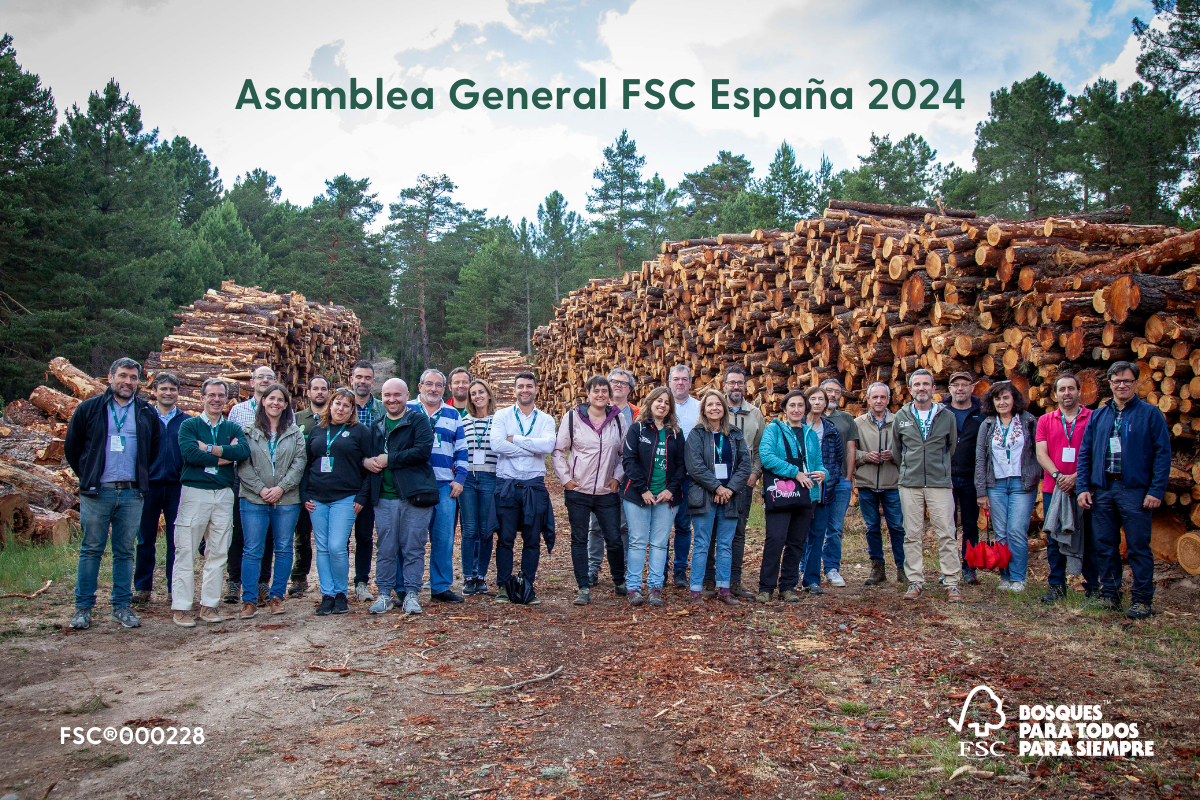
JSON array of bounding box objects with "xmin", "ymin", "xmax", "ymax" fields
[
  {"xmin": 0, "ymin": 536, "xmax": 80, "ymax": 595},
  {"xmin": 69, "ymin": 695, "xmax": 111, "ymax": 715},
  {"xmin": 71, "ymin": 750, "xmax": 129, "ymax": 769},
  {"xmin": 868, "ymin": 766, "xmax": 913, "ymax": 781},
  {"xmin": 810, "ymin": 722, "xmax": 843, "ymax": 732},
  {"xmin": 839, "ymin": 701, "xmax": 868, "ymax": 716}
]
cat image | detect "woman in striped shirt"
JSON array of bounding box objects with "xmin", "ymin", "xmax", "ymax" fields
[{"xmin": 460, "ymin": 380, "xmax": 498, "ymax": 596}]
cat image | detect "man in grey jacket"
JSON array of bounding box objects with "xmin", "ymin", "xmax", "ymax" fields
[{"xmin": 890, "ymin": 369, "xmax": 961, "ymax": 603}]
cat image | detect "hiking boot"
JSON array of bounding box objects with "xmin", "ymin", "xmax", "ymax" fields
[
  {"xmin": 198, "ymin": 605, "xmax": 226, "ymax": 623},
  {"xmin": 690, "ymin": 590, "xmax": 703, "ymax": 606},
  {"xmin": 354, "ymin": 582, "xmax": 372, "ymax": 603},
  {"xmin": 402, "ymin": 594, "xmax": 423, "ymax": 615},
  {"xmin": 864, "ymin": 560, "xmax": 886, "ymax": 587},
  {"xmin": 573, "ymin": 588, "xmax": 591, "ymax": 606},
  {"xmin": 269, "ymin": 597, "xmax": 285, "ymax": 615},
  {"xmin": 315, "ymin": 595, "xmax": 335, "ymax": 616},
  {"xmin": 825, "ymin": 569, "xmax": 846, "ymax": 587},
  {"xmin": 223, "ymin": 580, "xmax": 241, "ymax": 604},
  {"xmin": 718, "ymin": 588, "xmax": 741, "ymax": 606},
  {"xmin": 1099, "ymin": 595, "xmax": 1123, "ymax": 612},
  {"xmin": 131, "ymin": 589, "xmax": 151, "ymax": 605},
  {"xmin": 111, "ymin": 607, "xmax": 141, "ymax": 628},
  {"xmin": 494, "ymin": 586, "xmax": 510, "ymax": 604},
  {"xmin": 803, "ymin": 583, "xmax": 825, "ymax": 595},
  {"xmin": 614, "ymin": 582, "xmax": 628, "ymax": 597},
  {"xmin": 332, "ymin": 593, "xmax": 349, "ymax": 614},
  {"xmin": 701, "ymin": 581, "xmax": 717, "ymax": 599},
  {"xmin": 1040, "ymin": 585, "xmax": 1067, "ymax": 604},
  {"xmin": 257, "ymin": 583, "xmax": 269, "ymax": 605},
  {"xmin": 1125, "ymin": 602, "xmax": 1152, "ymax": 620},
  {"xmin": 432, "ymin": 590, "xmax": 464, "ymax": 603},
  {"xmin": 173, "ymin": 610, "xmax": 196, "ymax": 628},
  {"xmin": 731, "ymin": 582, "xmax": 756, "ymax": 601},
  {"xmin": 239, "ymin": 602, "xmax": 258, "ymax": 620},
  {"xmin": 288, "ymin": 579, "xmax": 308, "ymax": 596},
  {"xmin": 756, "ymin": 590, "xmax": 773, "ymax": 604},
  {"xmin": 1083, "ymin": 587, "xmax": 1100, "ymax": 599},
  {"xmin": 647, "ymin": 588, "xmax": 664, "ymax": 607},
  {"xmin": 902, "ymin": 585, "xmax": 923, "ymax": 601},
  {"xmin": 69, "ymin": 608, "xmax": 92, "ymax": 629},
  {"xmin": 369, "ymin": 595, "xmax": 394, "ymax": 614},
  {"xmin": 674, "ymin": 575, "xmax": 688, "ymax": 589},
  {"xmin": 946, "ymin": 586, "xmax": 963, "ymax": 604},
  {"xmin": 629, "ymin": 591, "xmax": 645, "ymax": 608},
  {"xmin": 963, "ymin": 566, "xmax": 981, "ymax": 585},
  {"xmin": 780, "ymin": 590, "xmax": 802, "ymax": 603},
  {"xmin": 898, "ymin": 573, "xmax": 910, "ymax": 587}
]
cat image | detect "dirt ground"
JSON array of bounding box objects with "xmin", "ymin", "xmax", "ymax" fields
[{"xmin": 1, "ymin": 472, "xmax": 1199, "ymax": 800}]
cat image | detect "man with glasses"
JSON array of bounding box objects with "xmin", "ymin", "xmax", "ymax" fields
[
  {"xmin": 586, "ymin": 368, "xmax": 638, "ymax": 591},
  {"xmin": 1077, "ymin": 362, "xmax": 1171, "ymax": 620},
  {"xmin": 818, "ymin": 379, "xmax": 859, "ymax": 588}
]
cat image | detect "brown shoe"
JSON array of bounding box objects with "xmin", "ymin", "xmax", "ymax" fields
[
  {"xmin": 946, "ymin": 586, "xmax": 963, "ymax": 604},
  {"xmin": 717, "ymin": 588, "xmax": 741, "ymax": 606},
  {"xmin": 269, "ymin": 597, "xmax": 285, "ymax": 615},
  {"xmin": 239, "ymin": 602, "xmax": 258, "ymax": 619},
  {"xmin": 172, "ymin": 610, "xmax": 196, "ymax": 628},
  {"xmin": 730, "ymin": 582, "xmax": 756, "ymax": 601},
  {"xmin": 198, "ymin": 605, "xmax": 226, "ymax": 623},
  {"xmin": 902, "ymin": 585, "xmax": 923, "ymax": 601}
]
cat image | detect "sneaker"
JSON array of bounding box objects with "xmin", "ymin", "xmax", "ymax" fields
[
  {"xmin": 1099, "ymin": 595, "xmax": 1123, "ymax": 613},
  {"xmin": 647, "ymin": 588, "xmax": 664, "ymax": 607},
  {"xmin": 1125, "ymin": 602, "xmax": 1152, "ymax": 620},
  {"xmin": 131, "ymin": 589, "xmax": 151, "ymax": 605},
  {"xmin": 461, "ymin": 579, "xmax": 478, "ymax": 597},
  {"xmin": 825, "ymin": 569, "xmax": 846, "ymax": 587},
  {"xmin": 269, "ymin": 597, "xmax": 285, "ymax": 615},
  {"xmin": 629, "ymin": 591, "xmax": 644, "ymax": 607},
  {"xmin": 780, "ymin": 590, "xmax": 801, "ymax": 603},
  {"xmin": 198, "ymin": 605, "xmax": 226, "ymax": 623},
  {"xmin": 239, "ymin": 602, "xmax": 258, "ymax": 620},
  {"xmin": 315, "ymin": 595, "xmax": 335, "ymax": 616},
  {"xmin": 111, "ymin": 607, "xmax": 141, "ymax": 628},
  {"xmin": 354, "ymin": 582, "xmax": 372, "ymax": 603},
  {"xmin": 288, "ymin": 579, "xmax": 308, "ymax": 597},
  {"xmin": 614, "ymin": 582, "xmax": 628, "ymax": 597},
  {"xmin": 223, "ymin": 580, "xmax": 240, "ymax": 604},
  {"xmin": 494, "ymin": 586, "xmax": 510, "ymax": 604},
  {"xmin": 573, "ymin": 588, "xmax": 591, "ymax": 606},
  {"xmin": 431, "ymin": 590, "xmax": 464, "ymax": 603},
  {"xmin": 731, "ymin": 583, "xmax": 756, "ymax": 601},
  {"xmin": 756, "ymin": 590, "xmax": 773, "ymax": 604},
  {"xmin": 902, "ymin": 585, "xmax": 923, "ymax": 601},
  {"xmin": 527, "ymin": 594, "xmax": 541, "ymax": 605},
  {"xmin": 997, "ymin": 579, "xmax": 1012, "ymax": 591},
  {"xmin": 476, "ymin": 578, "xmax": 491, "ymax": 596},
  {"xmin": 803, "ymin": 583, "xmax": 825, "ymax": 595},
  {"xmin": 674, "ymin": 575, "xmax": 688, "ymax": 589},
  {"xmin": 1010, "ymin": 581, "xmax": 1026, "ymax": 593},
  {"xmin": 173, "ymin": 610, "xmax": 196, "ymax": 627},
  {"xmin": 946, "ymin": 586, "xmax": 963, "ymax": 604},
  {"xmin": 257, "ymin": 583, "xmax": 269, "ymax": 605},
  {"xmin": 1040, "ymin": 585, "xmax": 1067, "ymax": 604},
  {"xmin": 369, "ymin": 595, "xmax": 394, "ymax": 614},
  {"xmin": 69, "ymin": 607, "xmax": 92, "ymax": 629},
  {"xmin": 963, "ymin": 566, "xmax": 981, "ymax": 585},
  {"xmin": 717, "ymin": 589, "xmax": 741, "ymax": 606},
  {"xmin": 332, "ymin": 593, "xmax": 349, "ymax": 614},
  {"xmin": 402, "ymin": 594, "xmax": 423, "ymax": 615}
]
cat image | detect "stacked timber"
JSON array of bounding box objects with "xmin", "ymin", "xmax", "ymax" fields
[
  {"xmin": 469, "ymin": 349, "xmax": 528, "ymax": 407},
  {"xmin": 144, "ymin": 281, "xmax": 362, "ymax": 413},
  {"xmin": 534, "ymin": 200, "xmax": 1200, "ymax": 568}
]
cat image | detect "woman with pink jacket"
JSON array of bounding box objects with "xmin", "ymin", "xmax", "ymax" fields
[{"xmin": 552, "ymin": 375, "xmax": 628, "ymax": 606}]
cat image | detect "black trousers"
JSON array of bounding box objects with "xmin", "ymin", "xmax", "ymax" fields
[
  {"xmin": 564, "ymin": 490, "xmax": 624, "ymax": 589},
  {"xmin": 705, "ymin": 508, "xmax": 748, "ymax": 586},
  {"xmin": 290, "ymin": 504, "xmax": 313, "ymax": 582},
  {"xmin": 353, "ymin": 503, "xmax": 375, "ymax": 586},
  {"xmin": 133, "ymin": 481, "xmax": 181, "ymax": 592},
  {"xmin": 759, "ymin": 504, "xmax": 814, "ymax": 592},
  {"xmin": 228, "ymin": 499, "xmax": 273, "ymax": 587},
  {"xmin": 952, "ymin": 481, "xmax": 979, "ymax": 565},
  {"xmin": 495, "ymin": 495, "xmax": 543, "ymax": 586}
]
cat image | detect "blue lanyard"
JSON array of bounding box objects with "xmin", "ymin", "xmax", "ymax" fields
[
  {"xmin": 997, "ymin": 418, "xmax": 1016, "ymax": 461},
  {"xmin": 714, "ymin": 433, "xmax": 725, "ymax": 463},
  {"xmin": 326, "ymin": 425, "xmax": 345, "ymax": 457}
]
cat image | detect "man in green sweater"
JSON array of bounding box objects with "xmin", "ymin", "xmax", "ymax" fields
[
  {"xmin": 890, "ymin": 369, "xmax": 961, "ymax": 603},
  {"xmin": 171, "ymin": 378, "xmax": 251, "ymax": 627}
]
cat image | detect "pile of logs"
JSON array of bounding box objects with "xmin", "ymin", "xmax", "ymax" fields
[
  {"xmin": 144, "ymin": 281, "xmax": 362, "ymax": 412},
  {"xmin": 469, "ymin": 349, "xmax": 528, "ymax": 407},
  {"xmin": 534, "ymin": 200, "xmax": 1200, "ymax": 572}
]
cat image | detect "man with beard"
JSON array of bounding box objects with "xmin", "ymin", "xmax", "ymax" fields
[
  {"xmin": 349, "ymin": 361, "xmax": 384, "ymax": 602},
  {"xmin": 224, "ymin": 365, "xmax": 277, "ymax": 604},
  {"xmin": 289, "ymin": 374, "xmax": 331, "ymax": 596}
]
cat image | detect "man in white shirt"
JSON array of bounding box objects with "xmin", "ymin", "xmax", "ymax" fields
[
  {"xmin": 224, "ymin": 365, "xmax": 276, "ymax": 605},
  {"xmin": 668, "ymin": 364, "xmax": 699, "ymax": 587},
  {"xmin": 489, "ymin": 371, "xmax": 557, "ymax": 604}
]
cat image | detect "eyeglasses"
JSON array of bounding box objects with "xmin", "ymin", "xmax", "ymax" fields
[
  {"xmin": 610, "ymin": 380, "xmax": 632, "ymax": 390},
  {"xmin": 422, "ymin": 382, "xmax": 445, "ymax": 389},
  {"xmin": 1109, "ymin": 379, "xmax": 1135, "ymax": 386}
]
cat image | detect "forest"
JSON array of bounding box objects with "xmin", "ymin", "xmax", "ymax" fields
[{"xmin": 4, "ymin": 5, "xmax": 1200, "ymax": 401}]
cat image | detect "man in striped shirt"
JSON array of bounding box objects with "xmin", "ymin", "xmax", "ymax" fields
[{"xmin": 409, "ymin": 369, "xmax": 469, "ymax": 603}]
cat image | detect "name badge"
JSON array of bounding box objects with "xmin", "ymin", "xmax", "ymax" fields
[
  {"xmin": 1109, "ymin": 437, "xmax": 1122, "ymax": 454},
  {"xmin": 713, "ymin": 463, "xmax": 729, "ymax": 480},
  {"xmin": 110, "ymin": 435, "xmax": 125, "ymax": 452},
  {"xmin": 1060, "ymin": 447, "xmax": 1076, "ymax": 463},
  {"xmin": 204, "ymin": 466, "xmax": 218, "ymax": 475},
  {"xmin": 472, "ymin": 449, "xmax": 487, "ymax": 466},
  {"xmin": 320, "ymin": 456, "xmax": 334, "ymax": 473}
]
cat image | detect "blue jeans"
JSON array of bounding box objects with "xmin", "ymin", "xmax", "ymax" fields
[
  {"xmin": 310, "ymin": 496, "xmax": 357, "ymax": 597},
  {"xmin": 803, "ymin": 502, "xmax": 834, "ymax": 587},
  {"xmin": 134, "ymin": 482, "xmax": 180, "ymax": 592},
  {"xmin": 1042, "ymin": 491, "xmax": 1099, "ymax": 591},
  {"xmin": 428, "ymin": 483, "xmax": 457, "ymax": 594},
  {"xmin": 623, "ymin": 499, "xmax": 674, "ymax": 593},
  {"xmin": 821, "ymin": 477, "xmax": 854, "ymax": 573},
  {"xmin": 672, "ymin": 476, "xmax": 691, "ymax": 579},
  {"xmin": 1092, "ymin": 477, "xmax": 1155, "ymax": 605},
  {"xmin": 239, "ymin": 500, "xmax": 299, "ymax": 603},
  {"xmin": 987, "ymin": 477, "xmax": 1036, "ymax": 583},
  {"xmin": 688, "ymin": 507, "xmax": 736, "ymax": 590},
  {"xmin": 859, "ymin": 487, "xmax": 905, "ymax": 570},
  {"xmin": 460, "ymin": 471, "xmax": 497, "ymax": 580},
  {"xmin": 76, "ymin": 487, "xmax": 144, "ymax": 610}
]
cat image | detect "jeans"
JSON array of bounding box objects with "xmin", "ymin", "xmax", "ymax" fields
[
  {"xmin": 1042, "ymin": 491, "xmax": 1099, "ymax": 591},
  {"xmin": 858, "ymin": 487, "xmax": 905, "ymax": 570},
  {"xmin": 494, "ymin": 492, "xmax": 543, "ymax": 586},
  {"xmin": 565, "ymin": 491, "xmax": 624, "ymax": 589},
  {"xmin": 688, "ymin": 507, "xmax": 736, "ymax": 590},
  {"xmin": 761, "ymin": 504, "xmax": 814, "ymax": 592},
  {"xmin": 239, "ymin": 500, "xmax": 299, "ymax": 603},
  {"xmin": 802, "ymin": 502, "xmax": 833, "ymax": 588},
  {"xmin": 587, "ymin": 504, "xmax": 628, "ymax": 576},
  {"xmin": 375, "ymin": 497, "xmax": 435, "ymax": 596},
  {"xmin": 821, "ymin": 477, "xmax": 854, "ymax": 573},
  {"xmin": 623, "ymin": 500, "xmax": 674, "ymax": 593},
  {"xmin": 228, "ymin": 498, "xmax": 273, "ymax": 589},
  {"xmin": 290, "ymin": 505, "xmax": 312, "ymax": 584},
  {"xmin": 705, "ymin": 508, "xmax": 748, "ymax": 587},
  {"xmin": 952, "ymin": 479, "xmax": 980, "ymax": 567},
  {"xmin": 353, "ymin": 503, "xmax": 375, "ymax": 586},
  {"xmin": 134, "ymin": 481, "xmax": 181, "ymax": 592},
  {"xmin": 460, "ymin": 471, "xmax": 497, "ymax": 580},
  {"xmin": 427, "ymin": 484, "xmax": 457, "ymax": 594},
  {"xmin": 672, "ymin": 476, "xmax": 691, "ymax": 579},
  {"xmin": 987, "ymin": 476, "xmax": 1036, "ymax": 583},
  {"xmin": 76, "ymin": 487, "xmax": 144, "ymax": 610},
  {"xmin": 311, "ymin": 496, "xmax": 357, "ymax": 597},
  {"xmin": 1092, "ymin": 477, "xmax": 1155, "ymax": 605}
]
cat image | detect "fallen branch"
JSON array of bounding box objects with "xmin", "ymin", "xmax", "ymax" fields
[
  {"xmin": 0, "ymin": 579, "xmax": 52, "ymax": 600},
  {"xmin": 416, "ymin": 665, "xmax": 564, "ymax": 696},
  {"xmin": 306, "ymin": 664, "xmax": 389, "ymax": 677},
  {"xmin": 760, "ymin": 687, "xmax": 794, "ymax": 703}
]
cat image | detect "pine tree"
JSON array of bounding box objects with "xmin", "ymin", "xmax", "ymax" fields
[
  {"xmin": 587, "ymin": 130, "xmax": 645, "ymax": 275},
  {"xmin": 679, "ymin": 150, "xmax": 754, "ymax": 229},
  {"xmin": 155, "ymin": 135, "xmax": 223, "ymax": 227},
  {"xmin": 838, "ymin": 133, "xmax": 942, "ymax": 207},
  {"xmin": 640, "ymin": 173, "xmax": 681, "ymax": 254},
  {"xmin": 760, "ymin": 141, "xmax": 815, "ymax": 226},
  {"xmin": 1134, "ymin": 0, "xmax": 1200, "ymax": 111},
  {"xmin": 534, "ymin": 190, "xmax": 580, "ymax": 304}
]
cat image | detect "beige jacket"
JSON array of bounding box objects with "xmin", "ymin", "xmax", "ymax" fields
[
  {"xmin": 854, "ymin": 410, "xmax": 900, "ymax": 491},
  {"xmin": 237, "ymin": 422, "xmax": 308, "ymax": 505}
]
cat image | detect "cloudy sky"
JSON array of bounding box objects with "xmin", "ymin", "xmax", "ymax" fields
[{"xmin": 5, "ymin": 0, "xmax": 1158, "ymax": 223}]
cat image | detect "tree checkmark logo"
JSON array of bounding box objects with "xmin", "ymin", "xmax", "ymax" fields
[{"xmin": 948, "ymin": 685, "xmax": 1007, "ymax": 738}]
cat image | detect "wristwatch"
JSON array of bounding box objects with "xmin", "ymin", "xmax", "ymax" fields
[
  {"xmin": 206, "ymin": 444, "xmax": 214, "ymax": 454},
  {"xmin": 1052, "ymin": 471, "xmax": 1061, "ymax": 480}
]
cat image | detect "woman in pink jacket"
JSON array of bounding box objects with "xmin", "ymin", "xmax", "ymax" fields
[{"xmin": 552, "ymin": 375, "xmax": 628, "ymax": 606}]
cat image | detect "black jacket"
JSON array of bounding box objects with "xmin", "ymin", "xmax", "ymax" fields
[
  {"xmin": 368, "ymin": 410, "xmax": 437, "ymax": 506},
  {"xmin": 299, "ymin": 423, "xmax": 373, "ymax": 506},
  {"xmin": 64, "ymin": 390, "xmax": 162, "ymax": 496},
  {"xmin": 950, "ymin": 396, "xmax": 984, "ymax": 479},
  {"xmin": 620, "ymin": 420, "xmax": 686, "ymax": 507}
]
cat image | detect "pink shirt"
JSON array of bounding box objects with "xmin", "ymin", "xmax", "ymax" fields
[{"xmin": 1034, "ymin": 406, "xmax": 1093, "ymax": 493}]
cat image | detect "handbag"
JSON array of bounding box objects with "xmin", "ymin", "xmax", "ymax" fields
[
  {"xmin": 964, "ymin": 510, "xmax": 1012, "ymax": 570},
  {"xmin": 762, "ymin": 422, "xmax": 812, "ymax": 512}
]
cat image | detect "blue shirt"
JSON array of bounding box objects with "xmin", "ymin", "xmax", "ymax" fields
[
  {"xmin": 407, "ymin": 401, "xmax": 468, "ymax": 485},
  {"xmin": 100, "ymin": 398, "xmax": 138, "ymax": 483}
]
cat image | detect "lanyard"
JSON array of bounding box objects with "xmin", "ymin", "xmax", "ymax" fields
[
  {"xmin": 714, "ymin": 433, "xmax": 725, "ymax": 463},
  {"xmin": 206, "ymin": 416, "xmax": 223, "ymax": 445},
  {"xmin": 915, "ymin": 406, "xmax": 933, "ymax": 439},
  {"xmin": 1112, "ymin": 407, "xmax": 1124, "ymax": 439},
  {"xmin": 516, "ymin": 408, "xmax": 538, "ymax": 437},
  {"xmin": 1060, "ymin": 410, "xmax": 1079, "ymax": 445},
  {"xmin": 110, "ymin": 400, "xmax": 132, "ymax": 433},
  {"xmin": 267, "ymin": 430, "xmax": 279, "ymax": 475},
  {"xmin": 472, "ymin": 416, "xmax": 492, "ymax": 450},
  {"xmin": 997, "ymin": 417, "xmax": 1016, "ymax": 461},
  {"xmin": 326, "ymin": 424, "xmax": 346, "ymax": 457}
]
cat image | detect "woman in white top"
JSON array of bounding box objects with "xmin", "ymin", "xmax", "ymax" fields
[{"xmin": 460, "ymin": 380, "xmax": 497, "ymax": 596}]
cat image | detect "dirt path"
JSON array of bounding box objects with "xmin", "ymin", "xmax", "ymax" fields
[{"xmin": 1, "ymin": 473, "xmax": 1199, "ymax": 800}]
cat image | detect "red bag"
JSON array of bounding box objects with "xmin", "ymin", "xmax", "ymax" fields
[{"xmin": 966, "ymin": 511, "xmax": 1013, "ymax": 571}]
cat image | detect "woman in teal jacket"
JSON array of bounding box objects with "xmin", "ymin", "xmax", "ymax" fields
[{"xmin": 757, "ymin": 389, "xmax": 827, "ymax": 603}]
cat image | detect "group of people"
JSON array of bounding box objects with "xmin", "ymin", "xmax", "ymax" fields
[{"xmin": 63, "ymin": 353, "xmax": 1171, "ymax": 630}]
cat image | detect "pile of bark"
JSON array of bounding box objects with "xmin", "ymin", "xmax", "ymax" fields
[
  {"xmin": 144, "ymin": 281, "xmax": 362, "ymax": 413},
  {"xmin": 469, "ymin": 349, "xmax": 528, "ymax": 408},
  {"xmin": 533, "ymin": 200, "xmax": 1200, "ymax": 572}
]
